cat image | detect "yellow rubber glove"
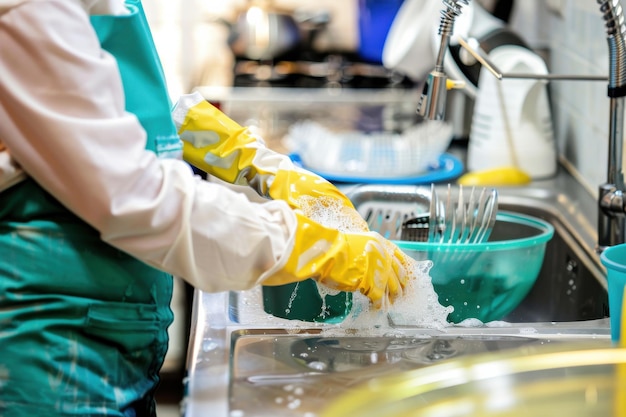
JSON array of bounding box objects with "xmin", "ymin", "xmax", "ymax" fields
[
  {"xmin": 263, "ymin": 211, "xmax": 411, "ymax": 307},
  {"xmin": 172, "ymin": 93, "xmax": 368, "ymax": 231}
]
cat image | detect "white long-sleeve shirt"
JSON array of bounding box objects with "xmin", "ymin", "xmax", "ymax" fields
[{"xmin": 0, "ymin": 0, "xmax": 297, "ymax": 291}]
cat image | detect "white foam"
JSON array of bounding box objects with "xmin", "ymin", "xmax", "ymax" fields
[
  {"xmin": 383, "ymin": 259, "xmax": 453, "ymax": 330},
  {"xmin": 298, "ymin": 195, "xmax": 369, "ymax": 233},
  {"xmin": 456, "ymin": 318, "xmax": 485, "ymax": 328},
  {"xmin": 294, "ymin": 195, "xmax": 454, "ymax": 335},
  {"xmin": 485, "ymin": 320, "xmax": 513, "ymax": 328}
]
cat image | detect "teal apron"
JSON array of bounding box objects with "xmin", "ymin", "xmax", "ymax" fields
[{"xmin": 0, "ymin": 1, "xmax": 182, "ymax": 415}]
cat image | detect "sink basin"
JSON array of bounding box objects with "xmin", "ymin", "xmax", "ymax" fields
[
  {"xmin": 499, "ymin": 197, "xmax": 608, "ymax": 322},
  {"xmin": 183, "ymin": 172, "xmax": 611, "ymax": 417}
]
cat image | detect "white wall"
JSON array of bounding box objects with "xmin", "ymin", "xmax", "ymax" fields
[{"xmin": 540, "ymin": 0, "xmax": 612, "ymax": 195}]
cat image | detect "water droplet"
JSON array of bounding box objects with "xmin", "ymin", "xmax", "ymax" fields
[
  {"xmin": 287, "ymin": 399, "xmax": 302, "ymax": 409},
  {"xmin": 307, "ymin": 361, "xmax": 327, "ymax": 371},
  {"xmin": 202, "ymin": 339, "xmax": 218, "ymax": 352}
]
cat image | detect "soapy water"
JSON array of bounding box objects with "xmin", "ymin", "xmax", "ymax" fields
[
  {"xmin": 295, "ymin": 195, "xmax": 455, "ymax": 335},
  {"xmin": 296, "ymin": 195, "xmax": 371, "ymax": 233},
  {"xmin": 284, "ymin": 281, "xmax": 301, "ymax": 315},
  {"xmin": 315, "ymin": 284, "xmax": 345, "ymax": 320},
  {"xmin": 231, "ymin": 195, "xmax": 512, "ymax": 333},
  {"xmin": 320, "ymin": 259, "xmax": 454, "ymax": 336}
]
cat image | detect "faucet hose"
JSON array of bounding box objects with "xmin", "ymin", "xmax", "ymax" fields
[
  {"xmin": 437, "ymin": 0, "xmax": 469, "ymax": 37},
  {"xmin": 598, "ymin": 0, "xmax": 626, "ymax": 96},
  {"xmin": 433, "ymin": 0, "xmax": 470, "ymax": 71}
]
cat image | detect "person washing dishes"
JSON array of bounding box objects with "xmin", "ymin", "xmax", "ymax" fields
[{"xmin": 0, "ymin": 0, "xmax": 412, "ymax": 415}]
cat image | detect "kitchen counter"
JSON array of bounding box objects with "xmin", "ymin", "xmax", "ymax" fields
[{"xmin": 181, "ymin": 86, "xmax": 612, "ymax": 417}]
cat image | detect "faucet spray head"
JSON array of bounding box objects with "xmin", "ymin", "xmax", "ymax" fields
[
  {"xmin": 416, "ymin": 70, "xmax": 448, "ymax": 120},
  {"xmin": 416, "ymin": 0, "xmax": 470, "ymax": 121}
]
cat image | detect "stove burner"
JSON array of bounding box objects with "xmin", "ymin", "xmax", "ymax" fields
[{"xmin": 233, "ymin": 53, "xmax": 415, "ymax": 89}]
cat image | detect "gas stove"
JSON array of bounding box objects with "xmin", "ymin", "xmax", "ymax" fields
[{"xmin": 232, "ymin": 52, "xmax": 416, "ymax": 89}]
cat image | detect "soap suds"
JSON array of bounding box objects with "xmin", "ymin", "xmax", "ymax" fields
[{"xmin": 295, "ymin": 195, "xmax": 454, "ymax": 334}]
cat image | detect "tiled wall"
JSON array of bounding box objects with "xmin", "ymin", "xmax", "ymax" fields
[{"xmin": 542, "ymin": 0, "xmax": 613, "ymax": 196}]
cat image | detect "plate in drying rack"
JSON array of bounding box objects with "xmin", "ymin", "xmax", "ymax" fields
[{"xmin": 290, "ymin": 152, "xmax": 464, "ymax": 184}]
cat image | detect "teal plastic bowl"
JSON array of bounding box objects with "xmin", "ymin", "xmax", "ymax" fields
[
  {"xmin": 262, "ymin": 280, "xmax": 352, "ymax": 323},
  {"xmin": 395, "ymin": 212, "xmax": 555, "ymax": 323},
  {"xmin": 600, "ymin": 244, "xmax": 626, "ymax": 343}
]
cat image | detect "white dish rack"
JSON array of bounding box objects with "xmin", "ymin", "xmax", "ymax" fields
[{"xmin": 284, "ymin": 119, "xmax": 453, "ymax": 179}]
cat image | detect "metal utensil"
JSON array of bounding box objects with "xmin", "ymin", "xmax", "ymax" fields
[
  {"xmin": 357, "ymin": 185, "xmax": 431, "ymax": 240},
  {"xmin": 400, "ymin": 214, "xmax": 431, "ymax": 243},
  {"xmin": 401, "ymin": 184, "xmax": 498, "ymax": 244},
  {"xmin": 364, "ymin": 203, "xmax": 418, "ymax": 240}
]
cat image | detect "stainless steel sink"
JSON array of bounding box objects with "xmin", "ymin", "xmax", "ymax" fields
[
  {"xmin": 499, "ymin": 195, "xmax": 608, "ymax": 322},
  {"xmin": 183, "ymin": 169, "xmax": 612, "ymax": 417}
]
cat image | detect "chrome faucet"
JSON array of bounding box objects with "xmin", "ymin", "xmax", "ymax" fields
[
  {"xmin": 416, "ymin": 0, "xmax": 469, "ymax": 121},
  {"xmin": 598, "ymin": 0, "xmax": 626, "ymax": 250}
]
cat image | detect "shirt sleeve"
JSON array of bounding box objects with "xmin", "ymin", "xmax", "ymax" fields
[{"xmin": 0, "ymin": 0, "xmax": 297, "ymax": 292}]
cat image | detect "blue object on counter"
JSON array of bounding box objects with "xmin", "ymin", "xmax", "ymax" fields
[
  {"xmin": 357, "ymin": 0, "xmax": 405, "ymax": 64},
  {"xmin": 289, "ymin": 152, "xmax": 464, "ymax": 184},
  {"xmin": 601, "ymin": 244, "xmax": 626, "ymax": 343}
]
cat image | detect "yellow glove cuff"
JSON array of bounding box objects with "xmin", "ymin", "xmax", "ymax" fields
[
  {"xmin": 175, "ymin": 95, "xmax": 369, "ymax": 232},
  {"xmin": 177, "ymin": 99, "xmax": 270, "ymax": 185}
]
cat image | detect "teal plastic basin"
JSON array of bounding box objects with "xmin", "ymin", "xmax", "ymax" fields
[
  {"xmin": 395, "ymin": 212, "xmax": 555, "ymax": 323},
  {"xmin": 262, "ymin": 280, "xmax": 352, "ymax": 323}
]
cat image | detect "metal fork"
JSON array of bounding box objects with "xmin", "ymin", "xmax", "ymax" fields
[
  {"xmin": 403, "ymin": 184, "xmax": 498, "ymax": 244},
  {"xmin": 419, "ymin": 184, "xmax": 498, "ymax": 277},
  {"xmin": 442, "ymin": 184, "xmax": 498, "ymax": 245}
]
